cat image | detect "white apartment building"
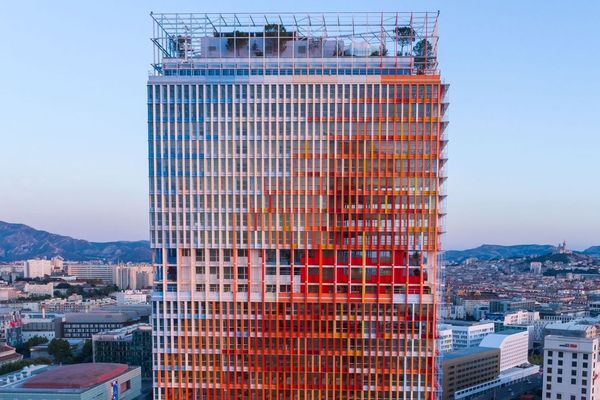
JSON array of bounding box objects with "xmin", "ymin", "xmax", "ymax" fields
[
  {"xmin": 449, "ymin": 321, "xmax": 496, "ymax": 350},
  {"xmin": 438, "ymin": 324, "xmax": 454, "ymax": 353},
  {"xmin": 24, "ymin": 259, "xmax": 53, "ymax": 278},
  {"xmin": 544, "ymin": 335, "xmax": 600, "ymax": 400},
  {"xmin": 504, "ymin": 310, "xmax": 540, "ymax": 326},
  {"xmin": 116, "ymin": 290, "xmax": 149, "ymax": 305},
  {"xmin": 23, "ymin": 282, "xmax": 55, "ymax": 297},
  {"xmin": 479, "ymin": 329, "xmax": 529, "ymax": 371},
  {"xmin": 113, "ymin": 264, "xmax": 154, "ymax": 290},
  {"xmin": 0, "ymin": 286, "xmax": 20, "ymax": 301},
  {"xmin": 66, "ymin": 263, "xmax": 114, "ymax": 283}
]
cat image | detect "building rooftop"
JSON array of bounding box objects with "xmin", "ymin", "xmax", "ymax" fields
[
  {"xmin": 444, "ymin": 320, "xmax": 495, "ymax": 327},
  {"xmin": 150, "ymin": 12, "xmax": 440, "ymax": 74},
  {"xmin": 442, "ymin": 346, "xmax": 499, "ymax": 361},
  {"xmin": 92, "ymin": 322, "xmax": 151, "ymax": 342},
  {"xmin": 64, "ymin": 312, "xmax": 131, "ymax": 324},
  {"xmin": 479, "ymin": 330, "xmax": 528, "ymax": 348},
  {"xmin": 20, "ymin": 363, "xmax": 128, "ymax": 389}
]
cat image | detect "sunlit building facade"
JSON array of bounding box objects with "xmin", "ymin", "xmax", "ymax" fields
[{"xmin": 148, "ymin": 12, "xmax": 448, "ymax": 400}]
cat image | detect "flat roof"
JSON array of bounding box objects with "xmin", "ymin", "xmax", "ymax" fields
[
  {"xmin": 64, "ymin": 312, "xmax": 131, "ymax": 323},
  {"xmin": 21, "ymin": 363, "xmax": 128, "ymax": 389},
  {"xmin": 443, "ymin": 346, "xmax": 499, "ymax": 361}
]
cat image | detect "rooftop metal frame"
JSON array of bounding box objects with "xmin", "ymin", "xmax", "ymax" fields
[{"xmin": 150, "ymin": 12, "xmax": 439, "ymax": 73}]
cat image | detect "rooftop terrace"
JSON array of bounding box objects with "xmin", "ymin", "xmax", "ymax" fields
[{"xmin": 151, "ymin": 12, "xmax": 439, "ymax": 74}]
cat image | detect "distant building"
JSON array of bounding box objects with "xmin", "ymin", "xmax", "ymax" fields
[
  {"xmin": 113, "ymin": 264, "xmax": 153, "ymax": 290},
  {"xmin": 588, "ymin": 301, "xmax": 600, "ymax": 317},
  {"xmin": 0, "ymin": 363, "xmax": 141, "ymax": 400},
  {"xmin": 92, "ymin": 323, "xmax": 152, "ymax": 379},
  {"xmin": 41, "ymin": 294, "xmax": 115, "ymax": 313},
  {"xmin": 66, "ymin": 263, "xmax": 114, "ymax": 284},
  {"xmin": 543, "ymin": 319, "xmax": 600, "ymax": 338},
  {"xmin": 0, "ymin": 309, "xmax": 22, "ymax": 346},
  {"xmin": 0, "ymin": 285, "xmax": 20, "ymax": 301},
  {"xmin": 23, "ymin": 259, "xmax": 53, "ymax": 279},
  {"xmin": 489, "ymin": 299, "xmax": 536, "ymax": 313},
  {"xmin": 441, "ymin": 347, "xmax": 500, "ymax": 400},
  {"xmin": 21, "ymin": 312, "xmax": 62, "ymax": 342},
  {"xmin": 59, "ymin": 312, "xmax": 136, "ymax": 339},
  {"xmin": 554, "ymin": 240, "xmax": 572, "ymax": 255},
  {"xmin": 479, "ymin": 329, "xmax": 529, "ymax": 371},
  {"xmin": 457, "ymin": 299, "xmax": 491, "ymax": 318},
  {"xmin": 473, "ymin": 304, "xmax": 490, "ymax": 320},
  {"xmin": 115, "ymin": 290, "xmax": 149, "ymax": 305},
  {"xmin": 23, "ymin": 282, "xmax": 55, "ymax": 298},
  {"xmin": 446, "ymin": 320, "xmax": 495, "ymax": 350},
  {"xmin": 543, "ymin": 334, "xmax": 600, "ymax": 400},
  {"xmin": 0, "ymin": 344, "xmax": 23, "ymax": 367},
  {"xmin": 503, "ymin": 310, "xmax": 540, "ymax": 326},
  {"xmin": 530, "ymin": 261, "xmax": 542, "ymax": 274},
  {"xmin": 438, "ymin": 324, "xmax": 454, "ymax": 353}
]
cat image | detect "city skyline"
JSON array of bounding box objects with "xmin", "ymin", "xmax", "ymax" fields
[{"xmin": 1, "ymin": 0, "xmax": 599, "ymax": 250}]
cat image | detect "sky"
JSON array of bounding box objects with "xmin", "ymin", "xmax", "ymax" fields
[{"xmin": 0, "ymin": 1, "xmax": 599, "ymax": 250}]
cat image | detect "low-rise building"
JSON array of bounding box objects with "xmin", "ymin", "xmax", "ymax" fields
[
  {"xmin": 92, "ymin": 323, "xmax": 152, "ymax": 379},
  {"xmin": 441, "ymin": 347, "xmax": 500, "ymax": 400},
  {"xmin": 0, "ymin": 344, "xmax": 23, "ymax": 367},
  {"xmin": 446, "ymin": 320, "xmax": 495, "ymax": 350},
  {"xmin": 479, "ymin": 329, "xmax": 529, "ymax": 371},
  {"xmin": 23, "ymin": 282, "xmax": 55, "ymax": 298},
  {"xmin": 66, "ymin": 263, "xmax": 114, "ymax": 284},
  {"xmin": 438, "ymin": 324, "xmax": 454, "ymax": 353},
  {"xmin": 489, "ymin": 299, "xmax": 536, "ymax": 313},
  {"xmin": 41, "ymin": 295, "xmax": 115, "ymax": 313},
  {"xmin": 0, "ymin": 308, "xmax": 22, "ymax": 346},
  {"xmin": 59, "ymin": 312, "xmax": 136, "ymax": 339},
  {"xmin": 21, "ymin": 312, "xmax": 62, "ymax": 342},
  {"xmin": 0, "ymin": 286, "xmax": 21, "ymax": 301},
  {"xmin": 115, "ymin": 290, "xmax": 149, "ymax": 305},
  {"xmin": 0, "ymin": 363, "xmax": 141, "ymax": 400}
]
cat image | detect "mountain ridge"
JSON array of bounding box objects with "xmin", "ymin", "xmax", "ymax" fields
[
  {"xmin": 0, "ymin": 220, "xmax": 150, "ymax": 263},
  {"xmin": 1, "ymin": 220, "xmax": 597, "ymax": 264},
  {"xmin": 444, "ymin": 243, "xmax": 600, "ymax": 263}
]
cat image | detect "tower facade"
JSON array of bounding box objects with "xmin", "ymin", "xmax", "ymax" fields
[{"xmin": 148, "ymin": 12, "xmax": 448, "ymax": 400}]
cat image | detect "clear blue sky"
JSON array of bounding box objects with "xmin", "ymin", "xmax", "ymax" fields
[{"xmin": 1, "ymin": 1, "xmax": 599, "ymax": 250}]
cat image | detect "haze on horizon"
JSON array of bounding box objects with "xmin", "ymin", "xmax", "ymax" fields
[{"xmin": 1, "ymin": 0, "xmax": 598, "ymax": 250}]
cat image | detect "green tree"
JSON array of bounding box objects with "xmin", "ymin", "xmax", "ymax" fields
[
  {"xmin": 47, "ymin": 338, "xmax": 72, "ymax": 364},
  {"xmin": 395, "ymin": 26, "xmax": 415, "ymax": 55},
  {"xmin": 28, "ymin": 335, "xmax": 49, "ymax": 347},
  {"xmin": 225, "ymin": 30, "xmax": 250, "ymax": 55},
  {"xmin": 75, "ymin": 339, "xmax": 93, "ymax": 363},
  {"xmin": 413, "ymin": 39, "xmax": 433, "ymax": 57}
]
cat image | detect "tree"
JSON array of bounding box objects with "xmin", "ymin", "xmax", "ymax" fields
[
  {"xmin": 225, "ymin": 31, "xmax": 250, "ymax": 55},
  {"xmin": 263, "ymin": 24, "xmax": 291, "ymax": 54},
  {"xmin": 28, "ymin": 336, "xmax": 49, "ymax": 347},
  {"xmin": 47, "ymin": 338, "xmax": 72, "ymax": 364},
  {"xmin": 395, "ymin": 26, "xmax": 415, "ymax": 55},
  {"xmin": 413, "ymin": 39, "xmax": 435, "ymax": 72},
  {"xmin": 413, "ymin": 39, "xmax": 433, "ymax": 57},
  {"xmin": 75, "ymin": 339, "xmax": 93, "ymax": 363}
]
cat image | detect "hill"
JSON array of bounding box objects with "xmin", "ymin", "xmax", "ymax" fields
[
  {"xmin": 583, "ymin": 246, "xmax": 600, "ymax": 257},
  {"xmin": 0, "ymin": 221, "xmax": 150, "ymax": 263},
  {"xmin": 444, "ymin": 244, "xmax": 555, "ymax": 263}
]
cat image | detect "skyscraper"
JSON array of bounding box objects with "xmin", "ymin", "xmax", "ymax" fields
[{"xmin": 148, "ymin": 12, "xmax": 448, "ymax": 400}]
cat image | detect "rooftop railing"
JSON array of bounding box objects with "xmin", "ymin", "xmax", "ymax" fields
[{"xmin": 151, "ymin": 12, "xmax": 440, "ymax": 75}]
